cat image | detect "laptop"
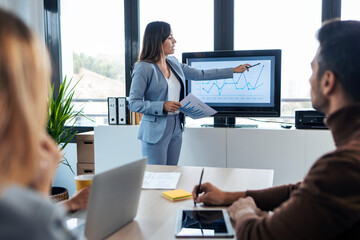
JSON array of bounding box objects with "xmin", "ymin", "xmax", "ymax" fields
[{"xmin": 67, "ymin": 158, "xmax": 147, "ymax": 240}]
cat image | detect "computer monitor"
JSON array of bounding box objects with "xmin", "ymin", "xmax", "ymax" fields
[{"xmin": 182, "ymin": 49, "xmax": 281, "ymax": 127}]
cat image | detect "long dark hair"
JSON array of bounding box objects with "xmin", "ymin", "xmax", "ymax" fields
[{"xmin": 138, "ymin": 21, "xmax": 171, "ymax": 63}]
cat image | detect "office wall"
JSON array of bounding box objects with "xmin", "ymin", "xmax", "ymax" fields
[
  {"xmin": 0, "ymin": 0, "xmax": 45, "ymax": 39},
  {"xmin": 53, "ymin": 143, "xmax": 78, "ymax": 196}
]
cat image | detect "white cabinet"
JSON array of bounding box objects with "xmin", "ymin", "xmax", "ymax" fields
[
  {"xmin": 226, "ymin": 129, "xmax": 334, "ymax": 186},
  {"xmin": 178, "ymin": 127, "xmax": 227, "ymax": 167},
  {"xmin": 94, "ymin": 126, "xmax": 142, "ymax": 174},
  {"xmin": 94, "ymin": 126, "xmax": 335, "ymax": 186}
]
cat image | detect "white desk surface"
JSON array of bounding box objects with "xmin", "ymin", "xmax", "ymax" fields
[
  {"xmin": 73, "ymin": 165, "xmax": 274, "ymax": 240},
  {"xmin": 110, "ymin": 165, "xmax": 273, "ymax": 240}
]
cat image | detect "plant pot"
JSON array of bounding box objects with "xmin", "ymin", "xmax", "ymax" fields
[{"xmin": 50, "ymin": 186, "xmax": 69, "ymax": 202}]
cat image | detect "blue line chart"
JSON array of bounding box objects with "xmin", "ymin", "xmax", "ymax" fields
[{"xmin": 201, "ymin": 65, "xmax": 265, "ymax": 96}]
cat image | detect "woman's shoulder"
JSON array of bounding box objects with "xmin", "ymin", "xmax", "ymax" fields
[
  {"xmin": 0, "ymin": 185, "xmax": 64, "ymax": 218},
  {"xmin": 1, "ymin": 185, "xmax": 55, "ymax": 208},
  {"xmin": 166, "ymin": 55, "xmax": 180, "ymax": 64},
  {"xmin": 135, "ymin": 60, "xmax": 156, "ymax": 68},
  {"xmin": 0, "ymin": 185, "xmax": 69, "ymax": 238},
  {"xmin": 134, "ymin": 61, "xmax": 158, "ymax": 74}
]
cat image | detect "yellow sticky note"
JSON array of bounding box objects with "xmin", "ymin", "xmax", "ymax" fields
[{"xmin": 162, "ymin": 189, "xmax": 192, "ymax": 201}]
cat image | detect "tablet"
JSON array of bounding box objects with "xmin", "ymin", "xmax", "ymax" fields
[{"xmin": 175, "ymin": 209, "xmax": 235, "ymax": 238}]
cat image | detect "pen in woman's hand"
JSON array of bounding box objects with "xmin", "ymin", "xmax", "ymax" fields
[
  {"xmin": 194, "ymin": 168, "xmax": 204, "ymax": 207},
  {"xmin": 246, "ymin": 62, "xmax": 260, "ymax": 69}
]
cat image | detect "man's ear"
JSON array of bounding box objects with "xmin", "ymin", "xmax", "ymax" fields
[{"xmin": 320, "ymin": 70, "xmax": 336, "ymax": 96}]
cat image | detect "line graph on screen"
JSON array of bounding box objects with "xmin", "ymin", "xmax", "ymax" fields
[
  {"xmin": 201, "ymin": 64, "xmax": 265, "ymax": 96},
  {"xmin": 190, "ymin": 60, "xmax": 272, "ymax": 104}
]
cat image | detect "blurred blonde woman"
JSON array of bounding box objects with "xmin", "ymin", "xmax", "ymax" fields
[{"xmin": 0, "ymin": 8, "xmax": 81, "ymax": 239}]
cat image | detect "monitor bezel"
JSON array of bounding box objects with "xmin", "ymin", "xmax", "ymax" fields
[{"xmin": 182, "ymin": 49, "xmax": 281, "ymax": 117}]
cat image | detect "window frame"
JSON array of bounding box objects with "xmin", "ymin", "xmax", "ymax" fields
[{"xmin": 44, "ymin": 0, "xmax": 342, "ymax": 130}]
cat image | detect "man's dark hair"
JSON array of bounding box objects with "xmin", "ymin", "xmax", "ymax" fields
[
  {"xmin": 317, "ymin": 19, "xmax": 360, "ymax": 102},
  {"xmin": 138, "ymin": 21, "xmax": 171, "ymax": 63}
]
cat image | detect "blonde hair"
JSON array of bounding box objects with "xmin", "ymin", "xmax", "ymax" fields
[{"xmin": 0, "ymin": 9, "xmax": 51, "ymax": 187}]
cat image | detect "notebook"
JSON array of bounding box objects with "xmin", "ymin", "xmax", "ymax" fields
[{"xmin": 67, "ymin": 158, "xmax": 147, "ymax": 240}]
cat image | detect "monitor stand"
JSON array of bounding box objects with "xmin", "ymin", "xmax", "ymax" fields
[{"xmin": 201, "ymin": 116, "xmax": 258, "ymax": 128}]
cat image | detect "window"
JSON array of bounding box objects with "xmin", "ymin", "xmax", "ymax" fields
[
  {"xmin": 234, "ymin": 0, "xmax": 322, "ymax": 117},
  {"xmin": 60, "ymin": 0, "xmax": 125, "ymax": 126},
  {"xmin": 139, "ymin": 0, "xmax": 214, "ymax": 61},
  {"xmin": 54, "ymin": 1, "xmax": 332, "ymax": 126},
  {"xmin": 341, "ymin": 0, "xmax": 360, "ymax": 21}
]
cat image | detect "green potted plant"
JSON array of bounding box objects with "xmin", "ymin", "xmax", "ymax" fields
[{"xmin": 48, "ymin": 76, "xmax": 85, "ymax": 201}]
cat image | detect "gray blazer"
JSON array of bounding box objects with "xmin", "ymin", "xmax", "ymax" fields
[
  {"xmin": 128, "ymin": 56, "xmax": 233, "ymax": 144},
  {"xmin": 0, "ymin": 185, "xmax": 76, "ymax": 240}
]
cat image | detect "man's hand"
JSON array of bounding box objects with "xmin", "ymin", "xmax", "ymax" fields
[
  {"xmin": 163, "ymin": 101, "xmax": 182, "ymax": 113},
  {"xmin": 192, "ymin": 182, "xmax": 236, "ymax": 206},
  {"xmin": 228, "ymin": 196, "xmax": 262, "ymax": 223},
  {"xmin": 62, "ymin": 187, "xmax": 91, "ymax": 212}
]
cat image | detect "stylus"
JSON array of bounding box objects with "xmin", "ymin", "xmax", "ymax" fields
[
  {"xmin": 194, "ymin": 168, "xmax": 204, "ymax": 207},
  {"xmin": 194, "ymin": 211, "xmax": 204, "ymax": 236},
  {"xmin": 246, "ymin": 63, "xmax": 260, "ymax": 68}
]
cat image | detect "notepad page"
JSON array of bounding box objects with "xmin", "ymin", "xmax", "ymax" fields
[{"xmin": 142, "ymin": 172, "xmax": 181, "ymax": 189}]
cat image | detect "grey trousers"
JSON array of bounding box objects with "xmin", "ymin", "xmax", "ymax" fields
[{"xmin": 142, "ymin": 114, "xmax": 182, "ymax": 165}]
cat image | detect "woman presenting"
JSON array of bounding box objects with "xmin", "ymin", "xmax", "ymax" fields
[{"xmin": 129, "ymin": 21, "xmax": 250, "ymax": 165}]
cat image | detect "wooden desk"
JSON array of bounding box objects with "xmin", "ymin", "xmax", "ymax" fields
[{"xmin": 107, "ymin": 165, "xmax": 273, "ymax": 240}]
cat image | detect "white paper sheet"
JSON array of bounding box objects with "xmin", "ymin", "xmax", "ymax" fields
[
  {"xmin": 179, "ymin": 93, "xmax": 217, "ymax": 119},
  {"xmin": 142, "ymin": 171, "xmax": 181, "ymax": 189}
]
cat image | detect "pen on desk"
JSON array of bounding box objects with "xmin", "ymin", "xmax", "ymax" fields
[
  {"xmin": 194, "ymin": 168, "xmax": 204, "ymax": 207},
  {"xmin": 246, "ymin": 62, "xmax": 261, "ymax": 69}
]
